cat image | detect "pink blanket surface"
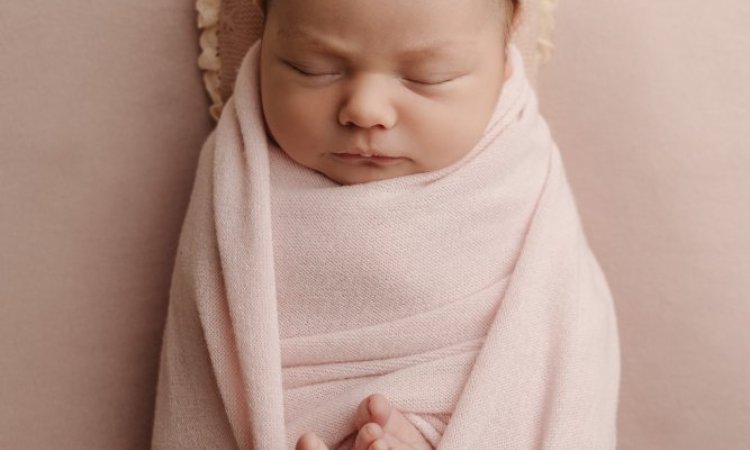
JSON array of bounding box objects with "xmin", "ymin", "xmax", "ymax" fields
[{"xmin": 151, "ymin": 42, "xmax": 620, "ymax": 449}]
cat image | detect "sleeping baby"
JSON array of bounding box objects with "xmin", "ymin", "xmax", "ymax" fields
[{"xmin": 152, "ymin": 0, "xmax": 621, "ymax": 449}]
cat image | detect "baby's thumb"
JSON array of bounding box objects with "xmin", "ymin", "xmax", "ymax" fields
[{"xmin": 296, "ymin": 432, "xmax": 330, "ymax": 450}]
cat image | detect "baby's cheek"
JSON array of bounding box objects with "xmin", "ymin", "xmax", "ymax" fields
[
  {"xmin": 409, "ymin": 109, "xmax": 479, "ymax": 170},
  {"xmin": 271, "ymin": 96, "xmax": 332, "ymax": 152}
]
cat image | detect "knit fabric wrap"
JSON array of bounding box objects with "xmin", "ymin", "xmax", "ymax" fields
[{"xmin": 152, "ymin": 41, "xmax": 620, "ymax": 449}]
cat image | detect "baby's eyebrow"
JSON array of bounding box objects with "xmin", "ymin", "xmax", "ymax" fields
[
  {"xmin": 276, "ymin": 27, "xmax": 337, "ymax": 51},
  {"xmin": 277, "ymin": 27, "xmax": 470, "ymax": 62},
  {"xmin": 398, "ymin": 43, "xmax": 468, "ymax": 61}
]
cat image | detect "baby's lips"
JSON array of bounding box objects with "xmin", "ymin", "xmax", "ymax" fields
[
  {"xmin": 337, "ymin": 148, "xmax": 398, "ymax": 158},
  {"xmin": 332, "ymin": 153, "xmax": 406, "ymax": 165}
]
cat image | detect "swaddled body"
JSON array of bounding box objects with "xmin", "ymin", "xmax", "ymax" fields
[
  {"xmin": 270, "ymin": 41, "xmax": 545, "ymax": 446},
  {"xmin": 151, "ymin": 0, "xmax": 621, "ymax": 449}
]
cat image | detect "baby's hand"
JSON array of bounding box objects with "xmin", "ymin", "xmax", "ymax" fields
[
  {"xmin": 295, "ymin": 394, "xmax": 434, "ymax": 450},
  {"xmin": 351, "ymin": 394, "xmax": 434, "ymax": 450}
]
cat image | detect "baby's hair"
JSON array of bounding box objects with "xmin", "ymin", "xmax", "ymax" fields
[
  {"xmin": 501, "ymin": 0, "xmax": 521, "ymax": 40},
  {"xmin": 256, "ymin": 0, "xmax": 521, "ymax": 40}
]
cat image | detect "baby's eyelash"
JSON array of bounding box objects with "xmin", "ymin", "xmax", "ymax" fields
[
  {"xmin": 405, "ymin": 77, "xmax": 455, "ymax": 86},
  {"xmin": 283, "ymin": 60, "xmax": 457, "ymax": 85},
  {"xmin": 285, "ymin": 62, "xmax": 336, "ymax": 77},
  {"xmin": 404, "ymin": 76, "xmax": 460, "ymax": 87},
  {"xmin": 289, "ymin": 64, "xmax": 314, "ymax": 76}
]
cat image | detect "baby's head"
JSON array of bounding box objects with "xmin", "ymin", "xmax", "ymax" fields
[{"xmin": 258, "ymin": 0, "xmax": 520, "ymax": 185}]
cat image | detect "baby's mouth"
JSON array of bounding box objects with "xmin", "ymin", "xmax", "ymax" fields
[{"xmin": 332, "ymin": 152, "xmax": 405, "ymax": 165}]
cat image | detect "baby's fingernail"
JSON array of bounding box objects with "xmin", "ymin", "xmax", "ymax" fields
[{"xmin": 372, "ymin": 439, "xmax": 389, "ymax": 450}]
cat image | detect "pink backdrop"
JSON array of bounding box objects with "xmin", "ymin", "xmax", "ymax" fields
[
  {"xmin": 0, "ymin": 2, "xmax": 212, "ymax": 448},
  {"xmin": 1, "ymin": 0, "xmax": 748, "ymax": 449},
  {"xmin": 537, "ymin": 1, "xmax": 750, "ymax": 448}
]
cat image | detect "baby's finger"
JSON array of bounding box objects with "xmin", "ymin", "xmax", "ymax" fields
[
  {"xmin": 354, "ymin": 395, "xmax": 374, "ymax": 429},
  {"xmin": 353, "ymin": 422, "xmax": 384, "ymax": 450},
  {"xmin": 296, "ymin": 432, "xmax": 329, "ymax": 450},
  {"xmin": 354, "ymin": 393, "xmax": 391, "ymax": 430}
]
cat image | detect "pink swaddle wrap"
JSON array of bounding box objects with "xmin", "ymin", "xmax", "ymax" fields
[{"xmin": 152, "ymin": 41, "xmax": 620, "ymax": 449}]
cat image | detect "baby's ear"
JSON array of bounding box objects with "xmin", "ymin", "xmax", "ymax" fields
[
  {"xmin": 255, "ymin": 0, "xmax": 267, "ymax": 17},
  {"xmin": 509, "ymin": 2, "xmax": 523, "ymax": 34}
]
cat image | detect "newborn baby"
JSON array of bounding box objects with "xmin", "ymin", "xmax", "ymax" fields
[
  {"xmin": 263, "ymin": 1, "xmax": 515, "ymax": 448},
  {"xmin": 151, "ymin": 0, "xmax": 621, "ymax": 448}
]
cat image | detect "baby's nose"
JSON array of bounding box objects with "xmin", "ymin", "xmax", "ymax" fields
[{"xmin": 338, "ymin": 76, "xmax": 397, "ymax": 130}]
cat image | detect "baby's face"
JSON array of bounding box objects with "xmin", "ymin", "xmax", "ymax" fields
[{"xmin": 259, "ymin": 0, "xmax": 510, "ymax": 185}]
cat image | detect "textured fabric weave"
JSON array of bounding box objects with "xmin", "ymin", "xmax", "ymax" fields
[{"xmin": 152, "ymin": 41, "xmax": 620, "ymax": 449}]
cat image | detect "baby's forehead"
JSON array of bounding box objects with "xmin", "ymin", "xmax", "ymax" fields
[
  {"xmin": 265, "ymin": 0, "xmax": 502, "ymax": 11},
  {"xmin": 280, "ymin": 26, "xmax": 471, "ymax": 60},
  {"xmin": 266, "ymin": 0, "xmax": 504, "ymax": 63}
]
